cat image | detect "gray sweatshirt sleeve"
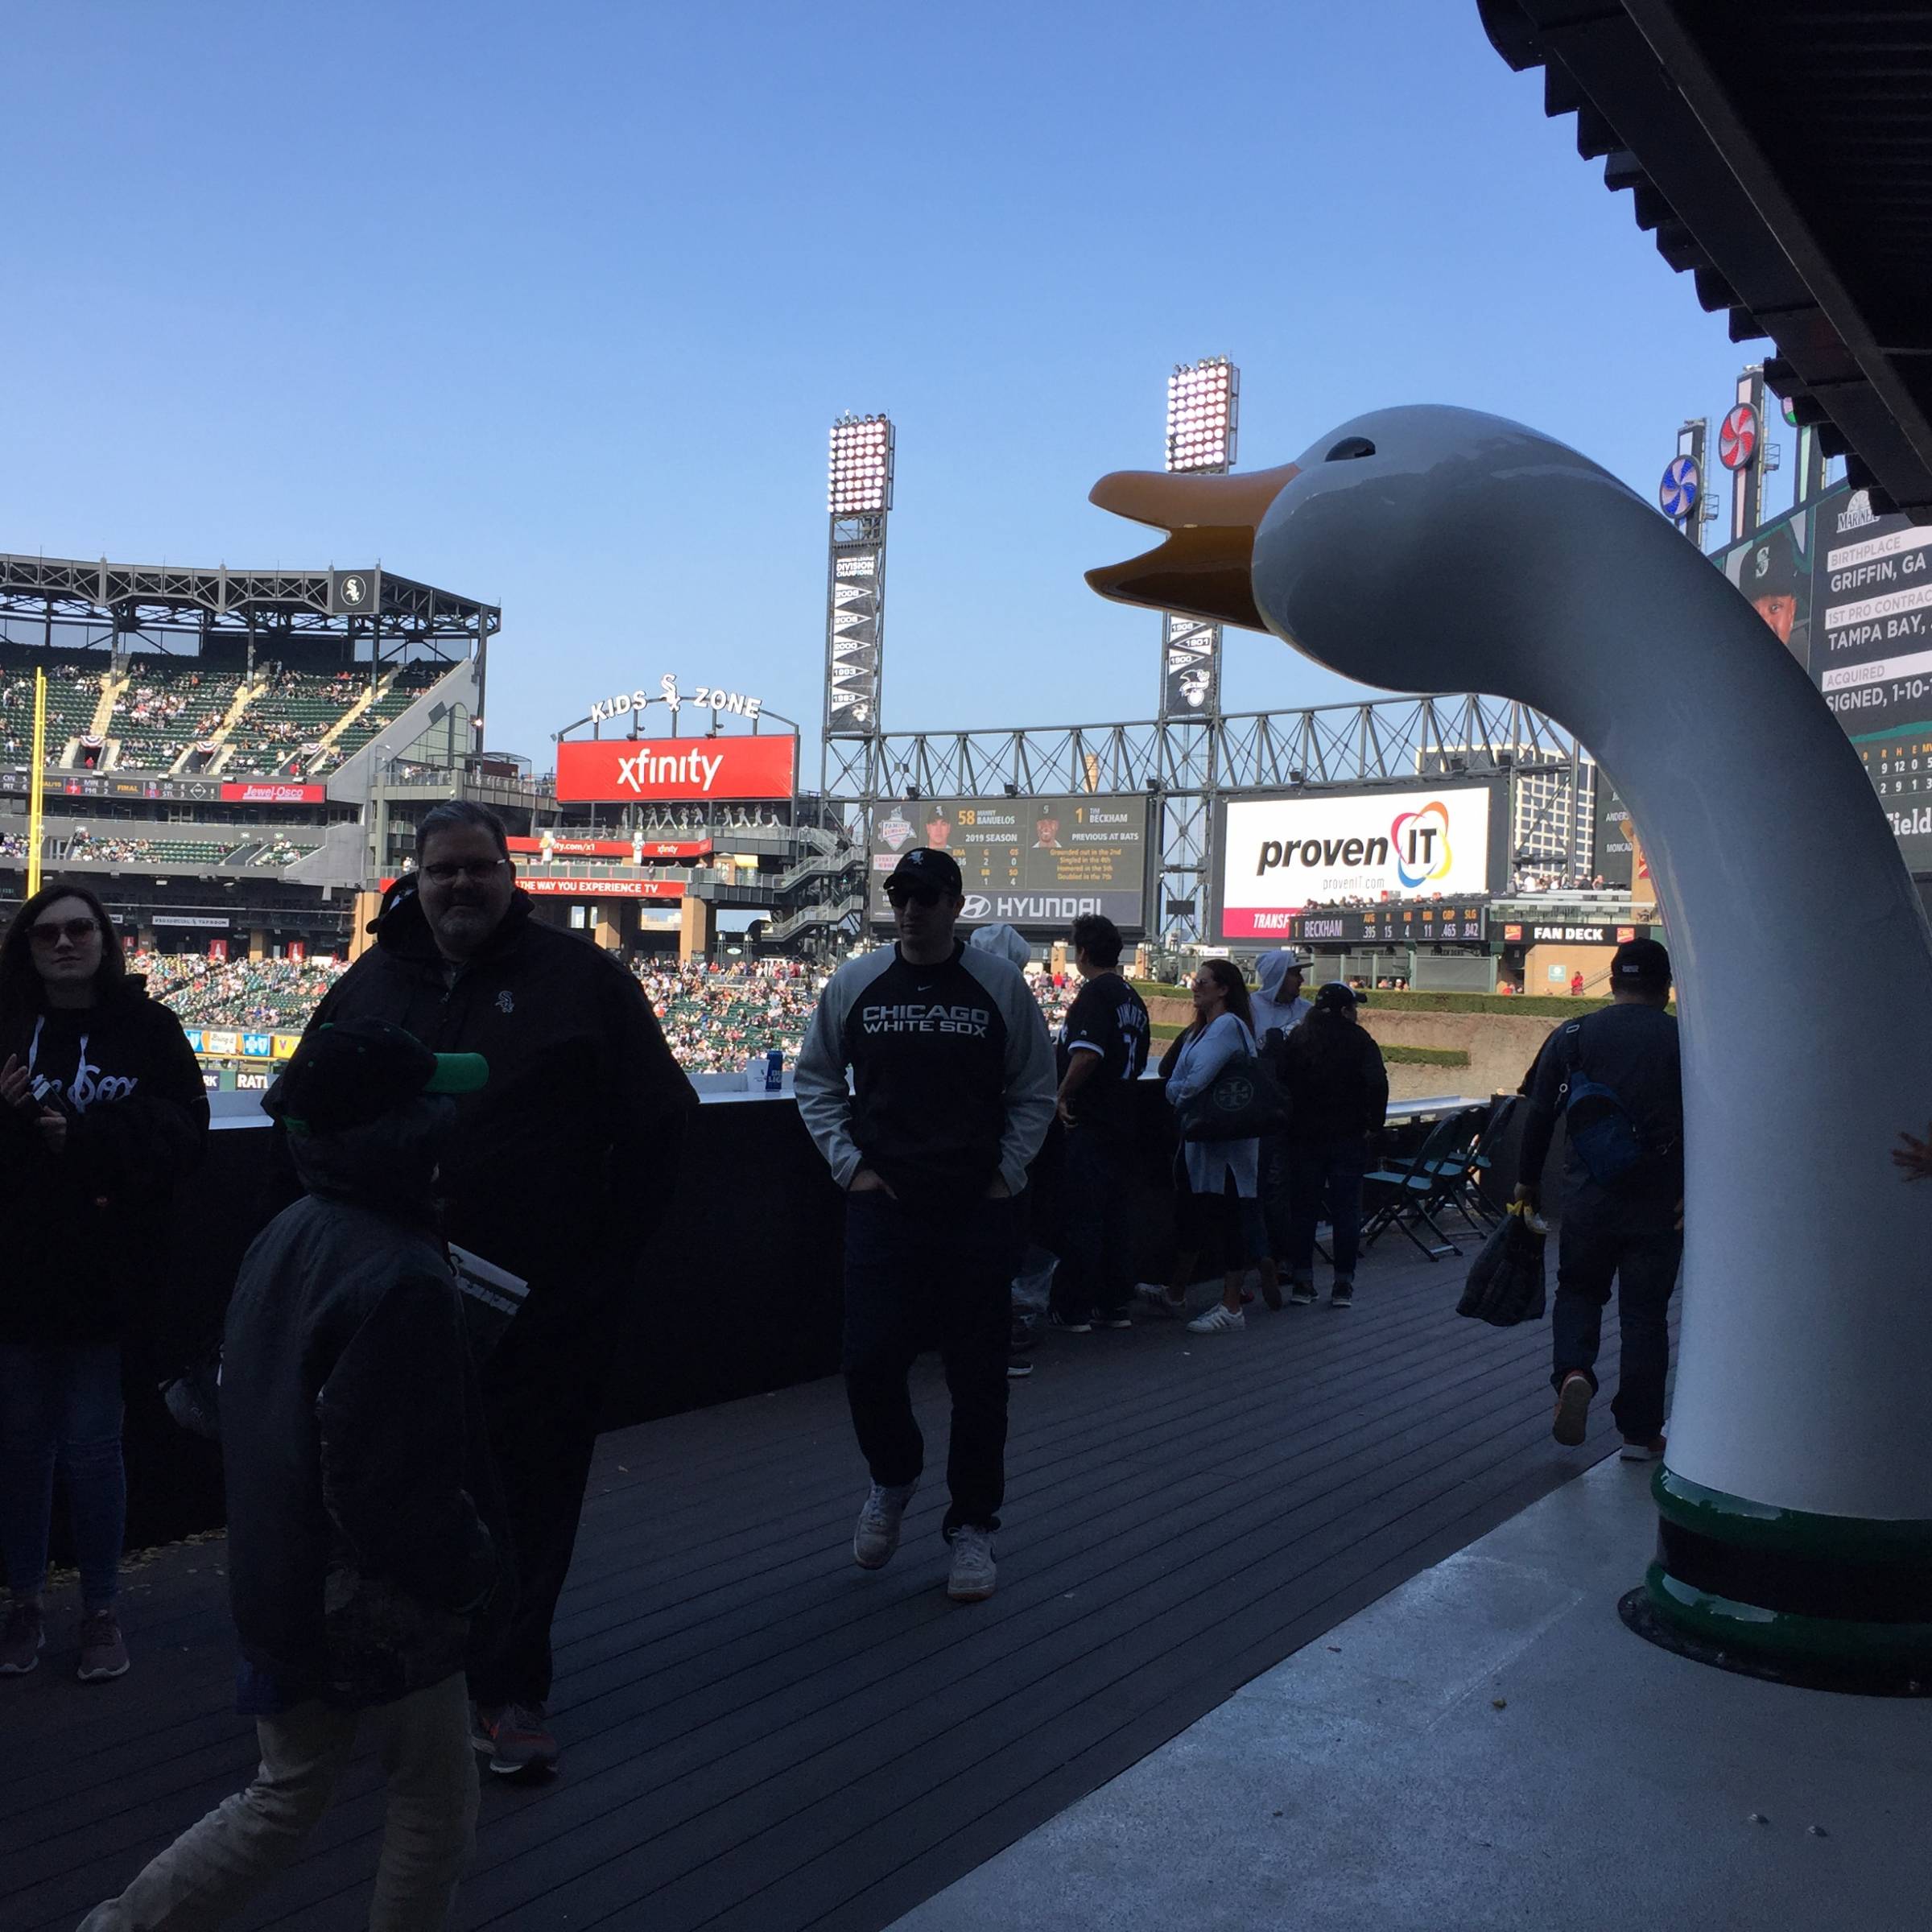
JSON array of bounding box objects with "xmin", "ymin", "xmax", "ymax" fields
[
  {"xmin": 960, "ymin": 947, "xmax": 1058, "ymax": 1196},
  {"xmin": 794, "ymin": 949, "xmax": 888, "ymax": 1188}
]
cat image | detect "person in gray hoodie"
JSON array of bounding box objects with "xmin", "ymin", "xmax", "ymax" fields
[{"xmin": 1249, "ymin": 952, "xmax": 1312, "ymax": 1310}]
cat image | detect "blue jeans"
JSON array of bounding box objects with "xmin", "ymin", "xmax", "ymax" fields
[
  {"xmin": 0, "ymin": 1342, "xmax": 126, "ymax": 1608},
  {"xmin": 1283, "ymin": 1137, "xmax": 1368, "ymax": 1283}
]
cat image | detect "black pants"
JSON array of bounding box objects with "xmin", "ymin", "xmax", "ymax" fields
[
  {"xmin": 1051, "ymin": 1129, "xmax": 1136, "ymax": 1323},
  {"xmin": 1258, "ymin": 1134, "xmax": 1290, "ymax": 1261},
  {"xmin": 1173, "ymin": 1160, "xmax": 1266, "ymax": 1272},
  {"xmin": 841, "ymin": 1189, "xmax": 1021, "ymax": 1534},
  {"xmin": 1550, "ymin": 1197, "xmax": 1682, "ymax": 1443},
  {"xmin": 1284, "ymin": 1136, "xmax": 1368, "ymax": 1282},
  {"xmin": 468, "ymin": 1291, "xmax": 609, "ymax": 1710}
]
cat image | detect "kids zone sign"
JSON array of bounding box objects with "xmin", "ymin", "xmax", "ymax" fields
[
  {"xmin": 554, "ymin": 734, "xmax": 797, "ymax": 803},
  {"xmin": 1217, "ymin": 784, "xmax": 1497, "ymax": 939}
]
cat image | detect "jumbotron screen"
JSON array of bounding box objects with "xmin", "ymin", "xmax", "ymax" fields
[
  {"xmin": 1215, "ymin": 782, "xmax": 1501, "ymax": 942},
  {"xmin": 869, "ymin": 795, "xmax": 1150, "ymax": 932},
  {"xmin": 1718, "ymin": 481, "xmax": 1932, "ymax": 868}
]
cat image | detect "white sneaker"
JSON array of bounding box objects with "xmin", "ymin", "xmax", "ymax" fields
[
  {"xmin": 947, "ymin": 1525, "xmax": 997, "ymax": 1602},
  {"xmin": 1134, "ymin": 1282, "xmax": 1187, "ymax": 1316},
  {"xmin": 1186, "ymin": 1303, "xmax": 1246, "ymax": 1335},
  {"xmin": 852, "ymin": 1480, "xmax": 919, "ymax": 1569}
]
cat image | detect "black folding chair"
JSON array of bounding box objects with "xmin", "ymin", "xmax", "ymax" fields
[
  {"xmin": 1360, "ymin": 1106, "xmax": 1488, "ymax": 1260},
  {"xmin": 1419, "ymin": 1092, "xmax": 1517, "ymax": 1232}
]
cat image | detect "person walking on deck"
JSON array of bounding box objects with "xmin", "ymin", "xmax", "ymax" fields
[
  {"xmin": 795, "ymin": 848, "xmax": 1055, "ymax": 1604},
  {"xmin": 1517, "ymin": 938, "xmax": 1683, "ymax": 1460}
]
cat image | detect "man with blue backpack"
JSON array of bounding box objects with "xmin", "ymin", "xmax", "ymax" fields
[{"xmin": 1515, "ymin": 937, "xmax": 1683, "ymax": 1460}]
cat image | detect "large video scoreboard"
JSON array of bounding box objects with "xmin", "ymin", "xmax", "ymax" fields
[
  {"xmin": 1719, "ymin": 481, "xmax": 1932, "ymax": 869},
  {"xmin": 869, "ymin": 795, "xmax": 1150, "ymax": 933}
]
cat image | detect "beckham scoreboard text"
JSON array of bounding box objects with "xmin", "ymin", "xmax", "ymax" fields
[{"xmin": 869, "ymin": 795, "xmax": 1150, "ymax": 933}]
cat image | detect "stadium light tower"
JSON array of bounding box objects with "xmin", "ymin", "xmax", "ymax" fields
[
  {"xmin": 822, "ymin": 413, "xmax": 894, "ymax": 924},
  {"xmin": 1156, "ymin": 357, "xmax": 1238, "ymax": 950},
  {"xmin": 1160, "ymin": 357, "xmax": 1239, "ymax": 717},
  {"xmin": 824, "ymin": 413, "xmax": 894, "ymax": 744}
]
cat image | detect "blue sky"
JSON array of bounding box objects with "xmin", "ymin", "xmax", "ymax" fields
[{"xmin": 3, "ymin": 3, "xmax": 1777, "ymax": 770}]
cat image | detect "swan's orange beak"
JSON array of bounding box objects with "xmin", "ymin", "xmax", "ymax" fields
[{"xmin": 1085, "ymin": 463, "xmax": 1300, "ymax": 634}]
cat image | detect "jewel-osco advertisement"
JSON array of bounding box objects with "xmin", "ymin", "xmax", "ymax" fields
[{"xmin": 1216, "ymin": 783, "xmax": 1499, "ymax": 941}]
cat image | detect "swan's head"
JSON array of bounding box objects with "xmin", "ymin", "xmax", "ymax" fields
[{"xmin": 1089, "ymin": 404, "xmax": 1637, "ymax": 698}]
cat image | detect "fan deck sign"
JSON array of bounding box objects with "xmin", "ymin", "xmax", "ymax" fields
[{"xmin": 555, "ymin": 735, "xmax": 797, "ymax": 803}]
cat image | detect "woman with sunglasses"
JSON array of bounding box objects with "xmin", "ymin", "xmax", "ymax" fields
[{"xmin": 0, "ymin": 881, "xmax": 208, "ymax": 1683}]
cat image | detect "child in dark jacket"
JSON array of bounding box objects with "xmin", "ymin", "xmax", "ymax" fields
[{"xmin": 81, "ymin": 1019, "xmax": 508, "ymax": 1932}]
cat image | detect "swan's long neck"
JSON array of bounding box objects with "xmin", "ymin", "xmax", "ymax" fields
[
  {"xmin": 1472, "ymin": 490, "xmax": 1932, "ymax": 1519},
  {"xmin": 1262, "ymin": 448, "xmax": 1932, "ymax": 1521}
]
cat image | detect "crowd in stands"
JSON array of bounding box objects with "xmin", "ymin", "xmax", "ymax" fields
[
  {"xmin": 1, "ymin": 661, "xmax": 103, "ymax": 757},
  {"xmin": 131, "ymin": 952, "xmax": 351, "ymax": 1031},
  {"xmin": 117, "ymin": 943, "xmax": 1080, "ymax": 1073},
  {"xmin": 221, "ymin": 665, "xmax": 356, "ymax": 776},
  {"xmin": 249, "ymin": 837, "xmax": 316, "ymax": 869},
  {"xmin": 113, "ymin": 668, "xmax": 236, "ymax": 769},
  {"xmin": 633, "ymin": 959, "xmax": 827, "ymax": 1072},
  {"xmin": 1508, "ymin": 869, "xmax": 1609, "ymax": 894},
  {"xmin": 62, "ymin": 830, "xmax": 251, "ymax": 867}
]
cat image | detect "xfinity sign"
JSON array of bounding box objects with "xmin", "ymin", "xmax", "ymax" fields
[{"xmin": 554, "ymin": 733, "xmax": 797, "ymax": 803}]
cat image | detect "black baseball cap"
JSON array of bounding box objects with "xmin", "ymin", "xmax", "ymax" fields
[
  {"xmin": 886, "ymin": 847, "xmax": 964, "ymax": 898},
  {"xmin": 1611, "ymin": 937, "xmax": 1671, "ymax": 989},
  {"xmin": 1314, "ymin": 980, "xmax": 1367, "ymax": 1013},
  {"xmin": 265, "ymin": 1018, "xmax": 488, "ymax": 1136}
]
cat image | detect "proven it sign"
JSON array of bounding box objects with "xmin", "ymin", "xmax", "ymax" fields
[
  {"xmin": 555, "ymin": 735, "xmax": 797, "ymax": 803},
  {"xmin": 1220, "ymin": 785, "xmax": 1494, "ymax": 939}
]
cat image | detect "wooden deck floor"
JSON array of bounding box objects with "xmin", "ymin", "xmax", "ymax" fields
[{"xmin": 3, "ymin": 1241, "xmax": 1637, "ymax": 1932}]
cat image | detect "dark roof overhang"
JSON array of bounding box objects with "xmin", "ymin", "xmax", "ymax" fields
[{"xmin": 1480, "ymin": 1, "xmax": 1932, "ymax": 522}]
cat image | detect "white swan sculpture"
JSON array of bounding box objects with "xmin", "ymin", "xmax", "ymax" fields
[{"xmin": 1090, "ymin": 406, "xmax": 1932, "ymax": 1678}]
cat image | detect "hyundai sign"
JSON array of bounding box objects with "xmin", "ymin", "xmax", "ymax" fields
[
  {"xmin": 1217, "ymin": 784, "xmax": 1498, "ymax": 940},
  {"xmin": 554, "ymin": 734, "xmax": 797, "ymax": 803}
]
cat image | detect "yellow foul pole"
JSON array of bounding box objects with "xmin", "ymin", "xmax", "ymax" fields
[{"xmin": 27, "ymin": 668, "xmax": 46, "ymax": 898}]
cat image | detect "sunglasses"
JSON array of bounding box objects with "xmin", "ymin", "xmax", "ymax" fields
[
  {"xmin": 30, "ymin": 918, "xmax": 101, "ymax": 949},
  {"xmin": 886, "ymin": 884, "xmax": 945, "ymax": 909},
  {"xmin": 421, "ymin": 859, "xmax": 508, "ymax": 886}
]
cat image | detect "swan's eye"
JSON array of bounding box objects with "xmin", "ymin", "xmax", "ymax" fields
[{"xmin": 1326, "ymin": 436, "xmax": 1376, "ymax": 461}]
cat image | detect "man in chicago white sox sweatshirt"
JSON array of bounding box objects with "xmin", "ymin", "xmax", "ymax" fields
[{"xmin": 795, "ymin": 846, "xmax": 1055, "ymax": 1603}]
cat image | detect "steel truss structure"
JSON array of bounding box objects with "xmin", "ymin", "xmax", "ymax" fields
[
  {"xmin": 0, "ymin": 555, "xmax": 498, "ymax": 662},
  {"xmin": 822, "ymin": 692, "xmax": 1583, "ymax": 943}
]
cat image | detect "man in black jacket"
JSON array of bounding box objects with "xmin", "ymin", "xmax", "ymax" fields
[
  {"xmin": 796, "ymin": 847, "xmax": 1055, "ymax": 1604},
  {"xmin": 296, "ymin": 802, "xmax": 696, "ymax": 1777},
  {"xmin": 1516, "ymin": 937, "xmax": 1683, "ymax": 1459},
  {"xmin": 81, "ymin": 1019, "xmax": 506, "ymax": 1932}
]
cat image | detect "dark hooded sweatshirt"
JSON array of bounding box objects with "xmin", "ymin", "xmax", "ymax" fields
[
  {"xmin": 295, "ymin": 886, "xmax": 696, "ymax": 1313},
  {"xmin": 0, "ymin": 976, "xmax": 208, "ymax": 1346},
  {"xmin": 224, "ymin": 1098, "xmax": 509, "ymax": 1710}
]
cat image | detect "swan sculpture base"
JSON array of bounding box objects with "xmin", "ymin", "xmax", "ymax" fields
[{"xmin": 1089, "ymin": 404, "xmax": 1932, "ymax": 1684}]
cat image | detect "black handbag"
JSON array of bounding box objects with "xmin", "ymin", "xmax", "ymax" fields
[{"xmin": 1177, "ymin": 1037, "xmax": 1290, "ymax": 1142}]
